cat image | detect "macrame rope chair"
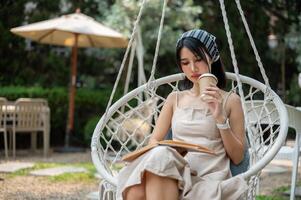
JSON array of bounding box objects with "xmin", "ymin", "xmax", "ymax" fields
[{"xmin": 91, "ymin": 0, "xmax": 288, "ymax": 199}]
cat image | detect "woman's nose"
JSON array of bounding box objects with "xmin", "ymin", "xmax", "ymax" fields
[{"xmin": 190, "ymin": 62, "xmax": 197, "ymax": 72}]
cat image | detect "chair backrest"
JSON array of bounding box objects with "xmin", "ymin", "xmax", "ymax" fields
[
  {"xmin": 246, "ymin": 101, "xmax": 301, "ymax": 132},
  {"xmin": 13, "ymin": 98, "xmax": 49, "ymax": 131},
  {"xmin": 16, "ymin": 98, "xmax": 48, "ymax": 106},
  {"xmin": 285, "ymin": 105, "xmax": 301, "ymax": 133},
  {"xmin": 0, "ymin": 97, "xmax": 8, "ymax": 131},
  {"xmin": 91, "ymin": 72, "xmax": 288, "ymax": 193}
]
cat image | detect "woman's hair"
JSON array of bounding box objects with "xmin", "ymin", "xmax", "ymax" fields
[{"xmin": 176, "ymin": 37, "xmax": 226, "ymax": 90}]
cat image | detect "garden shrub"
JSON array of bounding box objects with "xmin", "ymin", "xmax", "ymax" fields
[
  {"xmin": 0, "ymin": 86, "xmax": 121, "ymax": 147},
  {"xmin": 83, "ymin": 116, "xmax": 100, "ymax": 145}
]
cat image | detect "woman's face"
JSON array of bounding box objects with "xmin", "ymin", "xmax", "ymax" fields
[{"xmin": 180, "ymin": 47, "xmax": 211, "ymax": 83}]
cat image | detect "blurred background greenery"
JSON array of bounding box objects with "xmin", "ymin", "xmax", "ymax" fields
[{"xmin": 0, "ymin": 0, "xmax": 300, "ymax": 147}]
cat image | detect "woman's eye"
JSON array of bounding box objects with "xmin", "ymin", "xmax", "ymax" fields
[
  {"xmin": 181, "ymin": 62, "xmax": 189, "ymax": 66},
  {"xmin": 196, "ymin": 59, "xmax": 203, "ymax": 62}
]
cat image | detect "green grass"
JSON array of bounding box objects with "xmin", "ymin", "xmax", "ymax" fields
[
  {"xmin": 256, "ymin": 195, "xmax": 287, "ymax": 200},
  {"xmin": 256, "ymin": 185, "xmax": 291, "ymax": 200},
  {"xmin": 48, "ymin": 172, "xmax": 95, "ymax": 182},
  {"xmin": 8, "ymin": 162, "xmax": 98, "ymax": 183},
  {"xmin": 9, "ymin": 162, "xmax": 62, "ymax": 177},
  {"xmin": 274, "ymin": 185, "xmax": 290, "ymax": 193},
  {"xmin": 112, "ymin": 162, "xmax": 125, "ymax": 171},
  {"xmin": 48, "ymin": 162, "xmax": 97, "ymax": 183}
]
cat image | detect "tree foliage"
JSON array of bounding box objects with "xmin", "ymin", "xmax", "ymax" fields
[
  {"xmin": 101, "ymin": 0, "xmax": 202, "ymax": 81},
  {"xmin": 250, "ymin": 0, "xmax": 301, "ymax": 105},
  {"xmin": 101, "ymin": 0, "xmax": 301, "ymax": 104}
]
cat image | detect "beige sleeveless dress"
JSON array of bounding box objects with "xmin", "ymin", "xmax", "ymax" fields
[{"xmin": 117, "ymin": 91, "xmax": 248, "ymax": 200}]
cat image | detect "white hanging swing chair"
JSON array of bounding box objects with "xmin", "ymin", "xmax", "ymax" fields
[{"xmin": 91, "ymin": 0, "xmax": 288, "ymax": 199}]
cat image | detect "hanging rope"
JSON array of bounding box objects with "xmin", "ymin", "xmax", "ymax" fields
[
  {"xmin": 233, "ymin": 0, "xmax": 277, "ymax": 162},
  {"xmin": 121, "ymin": 37, "xmax": 137, "ymax": 114},
  {"xmin": 123, "ymin": 37, "xmax": 137, "ymax": 97},
  {"xmin": 136, "ymin": 27, "xmax": 147, "ymax": 87},
  {"xmin": 219, "ymin": 0, "xmax": 276, "ymax": 165},
  {"xmin": 146, "ymin": 0, "xmax": 168, "ymax": 88},
  {"xmin": 234, "ymin": 0, "xmax": 271, "ymax": 89},
  {"xmin": 218, "ymin": 0, "xmax": 261, "ymax": 154},
  {"xmin": 218, "ymin": 0, "xmax": 247, "ymax": 112},
  {"xmin": 99, "ymin": 0, "xmax": 147, "ymax": 131}
]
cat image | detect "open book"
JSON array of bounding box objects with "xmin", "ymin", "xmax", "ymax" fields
[{"xmin": 122, "ymin": 140, "xmax": 215, "ymax": 162}]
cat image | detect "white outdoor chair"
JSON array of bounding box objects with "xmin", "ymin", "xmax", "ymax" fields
[
  {"xmin": 0, "ymin": 97, "xmax": 9, "ymax": 159},
  {"xmin": 12, "ymin": 98, "xmax": 50, "ymax": 158},
  {"xmin": 246, "ymin": 102, "xmax": 301, "ymax": 200},
  {"xmin": 91, "ymin": 72, "xmax": 288, "ymax": 200},
  {"xmin": 285, "ymin": 105, "xmax": 301, "ymax": 200},
  {"xmin": 265, "ymin": 104, "xmax": 301, "ymax": 200}
]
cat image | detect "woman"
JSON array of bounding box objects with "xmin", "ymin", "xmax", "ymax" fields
[{"xmin": 117, "ymin": 29, "xmax": 248, "ymax": 200}]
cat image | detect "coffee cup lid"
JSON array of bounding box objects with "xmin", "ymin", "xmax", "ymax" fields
[{"xmin": 198, "ymin": 73, "xmax": 218, "ymax": 83}]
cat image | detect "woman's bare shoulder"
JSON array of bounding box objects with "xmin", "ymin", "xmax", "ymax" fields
[
  {"xmin": 165, "ymin": 90, "xmax": 187, "ymax": 106},
  {"xmin": 221, "ymin": 90, "xmax": 242, "ymax": 112},
  {"xmin": 227, "ymin": 92, "xmax": 243, "ymax": 109},
  {"xmin": 229, "ymin": 92, "xmax": 241, "ymax": 103},
  {"xmin": 165, "ymin": 91, "xmax": 177, "ymax": 105}
]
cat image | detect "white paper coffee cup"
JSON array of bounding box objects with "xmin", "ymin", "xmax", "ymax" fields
[{"xmin": 197, "ymin": 73, "xmax": 218, "ymax": 100}]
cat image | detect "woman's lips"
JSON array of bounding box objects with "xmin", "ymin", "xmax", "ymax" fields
[{"xmin": 191, "ymin": 74, "xmax": 202, "ymax": 78}]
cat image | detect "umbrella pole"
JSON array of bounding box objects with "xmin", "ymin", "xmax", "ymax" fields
[{"xmin": 65, "ymin": 34, "xmax": 78, "ymax": 147}]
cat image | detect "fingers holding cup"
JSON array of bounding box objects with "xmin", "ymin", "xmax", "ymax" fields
[{"xmin": 198, "ymin": 73, "xmax": 218, "ymax": 101}]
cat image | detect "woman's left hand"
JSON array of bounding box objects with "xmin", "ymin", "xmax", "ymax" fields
[{"xmin": 201, "ymin": 84, "xmax": 225, "ymax": 121}]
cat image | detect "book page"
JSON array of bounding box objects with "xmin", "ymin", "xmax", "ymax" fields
[
  {"xmin": 121, "ymin": 143, "xmax": 158, "ymax": 162},
  {"xmin": 122, "ymin": 140, "xmax": 215, "ymax": 162}
]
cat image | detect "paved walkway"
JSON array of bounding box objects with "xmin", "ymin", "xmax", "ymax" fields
[
  {"xmin": 0, "ymin": 162, "xmax": 88, "ymax": 176},
  {"xmin": 0, "ymin": 162, "xmax": 34, "ymax": 173},
  {"xmin": 0, "ymin": 150, "xmax": 99, "ymax": 200},
  {"xmin": 1, "ymin": 146, "xmax": 301, "ymax": 199}
]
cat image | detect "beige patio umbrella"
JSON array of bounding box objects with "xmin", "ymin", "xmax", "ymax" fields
[{"xmin": 11, "ymin": 9, "xmax": 128, "ymax": 147}]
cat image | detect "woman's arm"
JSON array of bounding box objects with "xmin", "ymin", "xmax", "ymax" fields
[
  {"xmin": 148, "ymin": 92, "xmax": 176, "ymax": 144},
  {"xmin": 203, "ymin": 86, "xmax": 246, "ymax": 164},
  {"xmin": 217, "ymin": 93, "xmax": 245, "ymax": 165}
]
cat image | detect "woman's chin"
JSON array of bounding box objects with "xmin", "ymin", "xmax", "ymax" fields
[{"xmin": 188, "ymin": 77, "xmax": 198, "ymax": 83}]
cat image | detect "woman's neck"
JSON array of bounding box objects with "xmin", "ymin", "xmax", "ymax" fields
[{"xmin": 189, "ymin": 84, "xmax": 200, "ymax": 96}]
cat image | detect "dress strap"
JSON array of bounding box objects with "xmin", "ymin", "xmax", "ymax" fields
[
  {"xmin": 222, "ymin": 90, "xmax": 234, "ymax": 110},
  {"xmin": 175, "ymin": 91, "xmax": 179, "ymax": 108}
]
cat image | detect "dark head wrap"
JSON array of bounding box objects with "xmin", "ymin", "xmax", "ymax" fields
[{"xmin": 176, "ymin": 29, "xmax": 220, "ymax": 62}]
